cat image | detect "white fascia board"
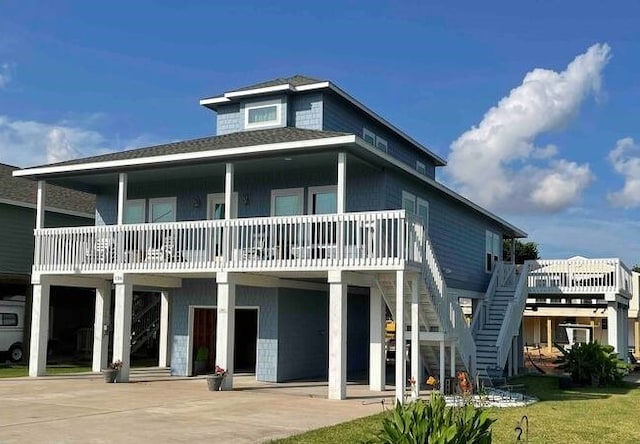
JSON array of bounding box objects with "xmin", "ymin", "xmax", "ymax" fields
[
  {"xmin": 13, "ymin": 135, "xmax": 357, "ymax": 178},
  {"xmin": 199, "ymin": 82, "xmax": 330, "ymax": 106},
  {"xmin": 0, "ymin": 198, "xmax": 94, "ymax": 219},
  {"xmin": 354, "ymin": 138, "xmax": 527, "ymax": 237}
]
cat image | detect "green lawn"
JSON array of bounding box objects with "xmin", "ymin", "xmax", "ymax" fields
[
  {"xmin": 271, "ymin": 375, "xmax": 640, "ymax": 443},
  {"xmin": 0, "ymin": 364, "xmax": 92, "ymax": 378}
]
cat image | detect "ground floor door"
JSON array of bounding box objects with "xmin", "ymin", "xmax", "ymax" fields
[{"xmin": 192, "ymin": 307, "xmax": 257, "ymax": 374}]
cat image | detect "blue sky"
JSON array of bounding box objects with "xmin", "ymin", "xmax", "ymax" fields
[{"xmin": 1, "ymin": 1, "xmax": 640, "ymax": 264}]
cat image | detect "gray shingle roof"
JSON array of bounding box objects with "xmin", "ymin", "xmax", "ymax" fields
[
  {"xmin": 0, "ymin": 163, "xmax": 95, "ymax": 215},
  {"xmin": 230, "ymin": 75, "xmax": 325, "ymax": 92},
  {"xmin": 42, "ymin": 127, "xmax": 349, "ymax": 168}
]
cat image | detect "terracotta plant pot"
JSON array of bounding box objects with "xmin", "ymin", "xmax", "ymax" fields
[
  {"xmin": 103, "ymin": 368, "xmax": 119, "ymax": 383},
  {"xmin": 206, "ymin": 374, "xmax": 225, "ymax": 391}
]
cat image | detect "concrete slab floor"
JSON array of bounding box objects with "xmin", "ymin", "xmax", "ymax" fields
[{"xmin": 0, "ymin": 374, "xmax": 394, "ymax": 443}]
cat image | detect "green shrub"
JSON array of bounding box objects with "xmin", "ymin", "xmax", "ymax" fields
[
  {"xmin": 555, "ymin": 341, "xmax": 631, "ymax": 386},
  {"xmin": 372, "ymin": 393, "xmax": 494, "ymax": 444},
  {"xmin": 195, "ymin": 346, "xmax": 209, "ymax": 361}
]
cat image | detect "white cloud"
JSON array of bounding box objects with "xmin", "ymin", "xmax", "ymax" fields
[
  {"xmin": 0, "ymin": 115, "xmax": 109, "ymax": 167},
  {"xmin": 0, "ymin": 62, "xmax": 13, "ymax": 88},
  {"xmin": 447, "ymin": 43, "xmax": 611, "ymax": 213},
  {"xmin": 607, "ymin": 137, "xmax": 640, "ymax": 208}
]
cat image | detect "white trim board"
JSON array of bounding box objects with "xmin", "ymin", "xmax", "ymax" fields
[{"xmin": 13, "ymin": 136, "xmax": 356, "ymax": 177}]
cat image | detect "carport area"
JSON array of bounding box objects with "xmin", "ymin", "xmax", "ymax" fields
[{"xmin": 0, "ymin": 373, "xmax": 390, "ymax": 443}]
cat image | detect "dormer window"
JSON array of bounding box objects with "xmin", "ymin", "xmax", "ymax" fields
[
  {"xmin": 245, "ymin": 99, "xmax": 282, "ymax": 129},
  {"xmin": 362, "ymin": 128, "xmax": 388, "ymax": 152}
]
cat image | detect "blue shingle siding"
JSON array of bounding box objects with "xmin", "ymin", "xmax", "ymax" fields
[
  {"xmin": 169, "ymin": 279, "xmax": 279, "ymax": 381},
  {"xmin": 345, "ymin": 160, "xmax": 385, "ymax": 212},
  {"xmin": 277, "ymin": 288, "xmax": 329, "ymax": 381},
  {"xmin": 322, "ymin": 93, "xmax": 437, "ymax": 179},
  {"xmin": 216, "ymin": 103, "xmax": 242, "ymax": 135},
  {"xmin": 291, "ymin": 93, "xmax": 323, "ymax": 130},
  {"xmin": 384, "ymin": 171, "xmax": 504, "ymax": 293}
]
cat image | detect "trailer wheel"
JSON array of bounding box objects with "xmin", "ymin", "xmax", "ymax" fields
[{"xmin": 9, "ymin": 344, "xmax": 23, "ymax": 362}]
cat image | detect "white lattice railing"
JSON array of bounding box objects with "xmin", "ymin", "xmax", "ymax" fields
[
  {"xmin": 33, "ymin": 210, "xmax": 424, "ymax": 273},
  {"xmin": 422, "ymin": 237, "xmax": 476, "ymax": 374},
  {"xmin": 495, "ymin": 263, "xmax": 530, "ymax": 369},
  {"xmin": 527, "ymin": 258, "xmax": 632, "ymax": 296}
]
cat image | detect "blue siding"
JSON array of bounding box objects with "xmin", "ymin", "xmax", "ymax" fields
[
  {"xmin": 169, "ymin": 279, "xmax": 279, "ymax": 381},
  {"xmin": 216, "ymin": 103, "xmax": 242, "ymax": 135},
  {"xmin": 322, "ymin": 94, "xmax": 437, "ymax": 179},
  {"xmin": 95, "ymin": 156, "xmax": 385, "ymax": 223},
  {"xmin": 384, "ymin": 171, "xmax": 505, "ymax": 293},
  {"xmin": 277, "ymin": 288, "xmax": 328, "ymax": 381},
  {"xmin": 0, "ymin": 204, "xmax": 92, "ymax": 275},
  {"xmin": 291, "ymin": 93, "xmax": 323, "ymax": 130}
]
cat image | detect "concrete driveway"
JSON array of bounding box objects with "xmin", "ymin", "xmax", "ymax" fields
[{"xmin": 0, "ymin": 372, "xmax": 393, "ymax": 443}]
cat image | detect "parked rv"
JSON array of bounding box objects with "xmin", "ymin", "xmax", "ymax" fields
[{"xmin": 0, "ymin": 297, "xmax": 25, "ymax": 362}]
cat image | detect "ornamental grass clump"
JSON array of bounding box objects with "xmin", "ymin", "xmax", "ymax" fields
[{"xmin": 372, "ymin": 392, "xmax": 494, "ymax": 444}]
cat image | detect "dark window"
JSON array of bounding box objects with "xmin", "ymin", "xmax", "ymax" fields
[{"xmin": 1, "ymin": 313, "xmax": 18, "ymax": 326}]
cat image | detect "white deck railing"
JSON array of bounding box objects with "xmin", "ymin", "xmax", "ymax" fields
[
  {"xmin": 495, "ymin": 263, "xmax": 530, "ymax": 369},
  {"xmin": 33, "ymin": 210, "xmax": 424, "ymax": 273},
  {"xmin": 422, "ymin": 237, "xmax": 476, "ymax": 374},
  {"xmin": 527, "ymin": 258, "xmax": 632, "ymax": 296}
]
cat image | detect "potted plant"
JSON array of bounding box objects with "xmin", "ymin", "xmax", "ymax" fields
[
  {"xmin": 194, "ymin": 346, "xmax": 208, "ymax": 375},
  {"xmin": 102, "ymin": 360, "xmax": 123, "ymax": 383},
  {"xmin": 206, "ymin": 365, "xmax": 228, "ymax": 391}
]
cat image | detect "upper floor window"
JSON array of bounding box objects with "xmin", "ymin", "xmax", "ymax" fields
[
  {"xmin": 124, "ymin": 199, "xmax": 146, "ymax": 224},
  {"xmin": 363, "ymin": 128, "xmax": 388, "ymax": 152},
  {"xmin": 416, "ymin": 161, "xmax": 426, "ymax": 175},
  {"xmin": 402, "ymin": 191, "xmax": 429, "ymax": 231},
  {"xmin": 308, "ymin": 186, "xmax": 337, "ymax": 215},
  {"xmin": 486, "ymin": 230, "xmax": 501, "ymax": 273},
  {"xmin": 245, "ymin": 99, "xmax": 282, "ymax": 129},
  {"xmin": 149, "ymin": 197, "xmax": 177, "ymax": 223}
]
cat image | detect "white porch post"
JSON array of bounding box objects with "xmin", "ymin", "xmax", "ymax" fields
[
  {"xmin": 36, "ymin": 181, "xmax": 46, "ymax": 229},
  {"xmin": 92, "ymin": 281, "xmax": 112, "ymax": 372},
  {"xmin": 328, "ymin": 270, "xmax": 348, "ymax": 400},
  {"xmin": 410, "ymin": 276, "xmax": 420, "ymax": 399},
  {"xmin": 369, "ymin": 285, "xmax": 386, "ymax": 392},
  {"xmin": 117, "ymin": 173, "xmax": 128, "ymax": 225},
  {"xmin": 216, "ymin": 271, "xmax": 236, "ymax": 390},
  {"xmin": 635, "ymin": 320, "xmax": 640, "ymax": 356},
  {"xmin": 450, "ymin": 342, "xmax": 455, "ymax": 377},
  {"xmin": 158, "ymin": 290, "xmax": 170, "ymax": 368},
  {"xmin": 113, "ymin": 275, "xmax": 133, "ymax": 382},
  {"xmin": 337, "ymin": 152, "xmax": 346, "ymax": 214},
  {"xmin": 225, "ymin": 163, "xmax": 234, "ymax": 220},
  {"xmin": 395, "ymin": 270, "xmax": 406, "ymax": 404},
  {"xmin": 29, "ymin": 276, "xmax": 50, "ymax": 377},
  {"xmin": 607, "ymin": 302, "xmax": 620, "ymax": 353}
]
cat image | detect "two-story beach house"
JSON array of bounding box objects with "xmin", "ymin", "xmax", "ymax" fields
[{"xmin": 14, "ymin": 75, "xmax": 534, "ymax": 401}]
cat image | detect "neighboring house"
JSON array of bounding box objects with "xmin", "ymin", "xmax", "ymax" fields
[
  {"xmin": 521, "ymin": 256, "xmax": 636, "ymax": 357},
  {"xmin": 14, "ymin": 75, "xmax": 533, "ymax": 402},
  {"xmin": 0, "ymin": 163, "xmax": 95, "ymax": 361}
]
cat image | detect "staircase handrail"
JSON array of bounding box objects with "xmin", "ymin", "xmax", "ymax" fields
[
  {"xmin": 422, "ymin": 237, "xmax": 476, "ymax": 375},
  {"xmin": 470, "ymin": 262, "xmax": 501, "ymax": 333},
  {"xmin": 132, "ymin": 297, "xmax": 160, "ymax": 325},
  {"xmin": 495, "ymin": 262, "xmax": 530, "ymax": 368}
]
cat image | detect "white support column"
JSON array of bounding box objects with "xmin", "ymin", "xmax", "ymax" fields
[
  {"xmin": 35, "ymin": 181, "xmax": 46, "ymax": 229},
  {"xmin": 439, "ymin": 340, "xmax": 445, "ymax": 385},
  {"xmin": 216, "ymin": 272, "xmax": 236, "ymax": 390},
  {"xmin": 117, "ymin": 173, "xmax": 128, "ymax": 225},
  {"xmin": 92, "ymin": 281, "xmax": 112, "ymax": 373},
  {"xmin": 621, "ymin": 306, "xmax": 629, "ymax": 361},
  {"xmin": 450, "ymin": 342, "xmax": 455, "ymax": 377},
  {"xmin": 225, "ymin": 163, "xmax": 234, "ymax": 220},
  {"xmin": 635, "ymin": 320, "xmax": 639, "ymax": 356},
  {"xmin": 533, "ymin": 318, "xmax": 541, "ymax": 345},
  {"xmin": 410, "ymin": 276, "xmax": 420, "ymax": 399},
  {"xmin": 328, "ymin": 270, "xmax": 348, "ymax": 400},
  {"xmin": 113, "ymin": 276, "xmax": 133, "ymax": 382},
  {"xmin": 369, "ymin": 285, "xmax": 386, "ymax": 392},
  {"xmin": 158, "ymin": 290, "xmax": 170, "ymax": 368},
  {"xmin": 29, "ymin": 278, "xmax": 50, "ymax": 377},
  {"xmin": 607, "ymin": 302, "xmax": 620, "ymax": 353},
  {"xmin": 395, "ymin": 270, "xmax": 406, "ymax": 404},
  {"xmin": 337, "ymin": 152, "xmax": 346, "ymax": 214}
]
